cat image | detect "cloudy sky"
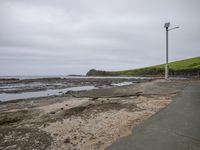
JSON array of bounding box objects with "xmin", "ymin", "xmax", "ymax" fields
[{"xmin": 0, "ymin": 0, "xmax": 199, "ymax": 75}]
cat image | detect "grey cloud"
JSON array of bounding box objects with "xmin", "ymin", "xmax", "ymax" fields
[{"xmin": 0, "ymin": 0, "xmax": 200, "ymax": 75}]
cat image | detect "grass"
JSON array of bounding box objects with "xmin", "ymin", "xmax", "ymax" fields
[
  {"xmin": 86, "ymin": 56, "xmax": 200, "ymax": 76},
  {"xmin": 149, "ymin": 57, "xmax": 200, "ymax": 70}
]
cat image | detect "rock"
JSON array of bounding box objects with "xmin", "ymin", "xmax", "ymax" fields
[
  {"xmin": 50, "ymin": 111, "xmax": 56, "ymax": 114},
  {"xmin": 90, "ymin": 97, "xmax": 98, "ymax": 101},
  {"xmin": 64, "ymin": 138, "xmax": 70, "ymax": 144},
  {"xmin": 65, "ymin": 90, "xmax": 73, "ymax": 94},
  {"xmin": 53, "ymin": 133, "xmax": 59, "ymax": 136},
  {"xmin": 73, "ymin": 136, "xmax": 77, "ymax": 140},
  {"xmin": 135, "ymin": 91, "xmax": 143, "ymax": 96},
  {"xmin": 43, "ymin": 123, "xmax": 47, "ymax": 128},
  {"xmin": 35, "ymin": 140, "xmax": 40, "ymax": 144}
]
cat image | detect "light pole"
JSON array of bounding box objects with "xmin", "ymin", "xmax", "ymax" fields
[{"xmin": 164, "ymin": 22, "xmax": 179, "ymax": 79}]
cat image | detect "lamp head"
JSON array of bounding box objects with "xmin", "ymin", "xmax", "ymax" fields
[{"xmin": 164, "ymin": 22, "xmax": 170, "ymax": 28}]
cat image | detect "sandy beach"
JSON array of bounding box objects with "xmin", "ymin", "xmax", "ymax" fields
[{"xmin": 0, "ymin": 79, "xmax": 189, "ymax": 150}]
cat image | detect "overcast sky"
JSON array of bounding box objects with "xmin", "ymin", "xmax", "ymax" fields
[{"xmin": 0, "ymin": 0, "xmax": 199, "ymax": 75}]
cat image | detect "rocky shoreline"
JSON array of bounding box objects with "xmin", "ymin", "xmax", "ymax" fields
[
  {"xmin": 0, "ymin": 77, "xmax": 150, "ymax": 94},
  {"xmin": 0, "ymin": 79, "xmax": 189, "ymax": 150}
]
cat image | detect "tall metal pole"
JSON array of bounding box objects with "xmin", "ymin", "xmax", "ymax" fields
[
  {"xmin": 164, "ymin": 22, "xmax": 179, "ymax": 79},
  {"xmin": 165, "ymin": 27, "xmax": 169, "ymax": 79}
]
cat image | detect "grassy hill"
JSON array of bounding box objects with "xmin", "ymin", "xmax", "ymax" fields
[{"xmin": 86, "ymin": 57, "xmax": 200, "ymax": 77}]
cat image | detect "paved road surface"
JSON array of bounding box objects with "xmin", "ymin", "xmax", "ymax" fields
[{"xmin": 106, "ymin": 81, "xmax": 200, "ymax": 150}]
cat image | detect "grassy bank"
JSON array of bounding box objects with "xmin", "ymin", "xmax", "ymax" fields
[{"xmin": 86, "ymin": 57, "xmax": 200, "ymax": 77}]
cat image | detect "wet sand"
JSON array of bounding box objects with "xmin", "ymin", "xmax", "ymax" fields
[{"xmin": 0, "ymin": 79, "xmax": 189, "ymax": 150}]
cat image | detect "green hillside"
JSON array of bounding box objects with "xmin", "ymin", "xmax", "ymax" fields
[{"xmin": 86, "ymin": 57, "xmax": 200, "ymax": 77}]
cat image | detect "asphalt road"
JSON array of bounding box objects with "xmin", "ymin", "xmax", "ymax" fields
[{"xmin": 106, "ymin": 81, "xmax": 200, "ymax": 150}]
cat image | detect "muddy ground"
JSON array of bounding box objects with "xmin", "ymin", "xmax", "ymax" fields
[{"xmin": 0, "ymin": 79, "xmax": 189, "ymax": 150}]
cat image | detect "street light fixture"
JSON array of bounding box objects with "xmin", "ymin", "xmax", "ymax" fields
[{"xmin": 164, "ymin": 22, "xmax": 179, "ymax": 79}]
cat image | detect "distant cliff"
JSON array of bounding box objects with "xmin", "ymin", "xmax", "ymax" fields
[{"xmin": 86, "ymin": 69, "xmax": 117, "ymax": 76}]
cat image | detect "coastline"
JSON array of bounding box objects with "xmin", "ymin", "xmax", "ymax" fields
[{"xmin": 0, "ymin": 79, "xmax": 189, "ymax": 149}]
